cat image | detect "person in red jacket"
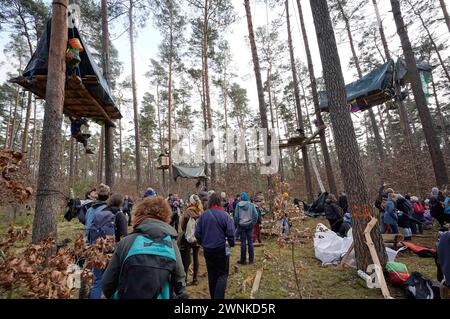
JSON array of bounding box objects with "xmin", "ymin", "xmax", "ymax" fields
[{"xmin": 411, "ymin": 196, "xmax": 425, "ymax": 235}]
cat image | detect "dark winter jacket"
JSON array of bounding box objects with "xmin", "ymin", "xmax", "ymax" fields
[
  {"xmin": 106, "ymin": 206, "xmax": 128, "ymax": 242},
  {"xmin": 102, "ymin": 219, "xmax": 186, "ymax": 299},
  {"xmin": 438, "ymin": 231, "xmax": 450, "ymax": 285},
  {"xmin": 324, "ymin": 200, "xmax": 343, "ymax": 220},
  {"xmin": 338, "ymin": 193, "xmax": 349, "ymax": 213},
  {"xmin": 195, "ymin": 206, "xmax": 235, "ymax": 249}
]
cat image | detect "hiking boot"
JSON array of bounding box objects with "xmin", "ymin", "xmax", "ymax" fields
[
  {"xmin": 86, "ymin": 148, "xmax": 95, "ymax": 155},
  {"xmin": 192, "ymin": 278, "xmax": 199, "ymax": 286},
  {"xmin": 237, "ymin": 261, "xmax": 247, "ymax": 265}
]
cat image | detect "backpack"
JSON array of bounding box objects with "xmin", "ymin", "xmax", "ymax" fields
[
  {"xmin": 185, "ymin": 217, "xmax": 198, "ymax": 244},
  {"xmin": 405, "ymin": 272, "xmax": 434, "ymax": 299},
  {"xmin": 64, "ymin": 198, "xmax": 82, "ymax": 222},
  {"xmin": 113, "ymin": 233, "xmax": 177, "ymax": 299},
  {"xmin": 88, "ymin": 208, "xmax": 115, "ymax": 244},
  {"xmin": 238, "ymin": 204, "xmax": 253, "ymax": 227}
]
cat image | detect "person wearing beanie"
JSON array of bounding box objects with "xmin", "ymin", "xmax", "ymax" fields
[
  {"xmin": 234, "ymin": 192, "xmax": 258, "ymax": 265},
  {"xmin": 102, "ymin": 196, "xmax": 187, "ymax": 299},
  {"xmin": 143, "ymin": 187, "xmax": 157, "ymax": 198}
]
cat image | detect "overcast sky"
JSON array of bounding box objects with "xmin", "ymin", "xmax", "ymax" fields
[{"xmin": 0, "ymin": 0, "xmax": 448, "ymax": 147}]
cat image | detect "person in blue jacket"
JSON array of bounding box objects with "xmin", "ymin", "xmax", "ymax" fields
[
  {"xmin": 234, "ymin": 192, "xmax": 258, "ymax": 265},
  {"xmin": 382, "ymin": 194, "xmax": 399, "ymax": 234},
  {"xmin": 195, "ymin": 193, "xmax": 235, "ymax": 299}
]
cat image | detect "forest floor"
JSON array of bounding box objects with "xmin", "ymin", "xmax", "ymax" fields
[{"xmin": 0, "ymin": 209, "xmax": 439, "ymax": 299}]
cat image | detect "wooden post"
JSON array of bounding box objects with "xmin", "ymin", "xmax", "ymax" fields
[{"xmin": 105, "ymin": 123, "xmax": 114, "ymax": 188}]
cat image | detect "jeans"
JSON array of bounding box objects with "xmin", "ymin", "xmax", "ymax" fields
[
  {"xmin": 239, "ymin": 224, "xmax": 254, "ymax": 264},
  {"xmin": 410, "ymin": 213, "xmax": 424, "ymax": 234},
  {"xmin": 179, "ymin": 236, "xmax": 200, "ymax": 282},
  {"xmin": 204, "ymin": 247, "xmax": 229, "ymax": 299},
  {"xmin": 89, "ymin": 268, "xmax": 105, "ymax": 299},
  {"xmin": 388, "ymin": 223, "xmax": 399, "ymax": 234}
]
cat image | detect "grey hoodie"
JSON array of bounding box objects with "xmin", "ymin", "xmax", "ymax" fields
[{"xmin": 102, "ymin": 218, "xmax": 186, "ymax": 298}]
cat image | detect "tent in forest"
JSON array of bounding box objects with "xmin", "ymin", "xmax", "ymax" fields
[
  {"xmin": 319, "ymin": 59, "xmax": 433, "ymax": 113},
  {"xmin": 172, "ymin": 164, "xmax": 207, "ymax": 181},
  {"xmin": 10, "ymin": 20, "xmax": 121, "ymax": 123}
]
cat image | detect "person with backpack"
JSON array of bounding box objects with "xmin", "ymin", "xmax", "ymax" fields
[
  {"xmin": 102, "ymin": 196, "xmax": 187, "ymax": 299},
  {"xmin": 234, "ymin": 192, "xmax": 258, "ymax": 265},
  {"xmin": 411, "ymin": 196, "xmax": 425, "ymax": 235},
  {"xmin": 105, "ymin": 193, "xmax": 128, "ymax": 242},
  {"xmin": 324, "ymin": 194, "xmax": 344, "ymax": 233},
  {"xmin": 169, "ymin": 194, "xmax": 182, "ymax": 233},
  {"xmin": 179, "ymin": 194, "xmax": 203, "ymax": 286},
  {"xmin": 195, "ymin": 193, "xmax": 235, "ymax": 299},
  {"xmin": 123, "ymin": 195, "xmax": 134, "ymax": 227},
  {"xmin": 84, "ymin": 183, "xmax": 113, "ymax": 299},
  {"xmin": 396, "ymin": 194, "xmax": 413, "ymax": 240}
]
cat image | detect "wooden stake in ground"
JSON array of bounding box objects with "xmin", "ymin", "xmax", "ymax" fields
[
  {"xmin": 364, "ymin": 217, "xmax": 391, "ymax": 299},
  {"xmin": 250, "ymin": 269, "xmax": 263, "ymax": 299},
  {"xmin": 32, "ymin": 0, "xmax": 68, "ymax": 243}
]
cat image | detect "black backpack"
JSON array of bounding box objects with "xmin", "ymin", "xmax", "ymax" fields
[
  {"xmin": 88, "ymin": 207, "xmax": 115, "ymax": 244},
  {"xmin": 405, "ymin": 272, "xmax": 435, "ymax": 299}
]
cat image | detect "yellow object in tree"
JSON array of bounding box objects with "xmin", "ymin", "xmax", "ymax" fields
[{"xmin": 283, "ymin": 192, "xmax": 289, "ymax": 198}]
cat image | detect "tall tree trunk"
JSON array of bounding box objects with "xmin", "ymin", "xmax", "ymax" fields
[
  {"xmin": 439, "ymin": 0, "xmax": 450, "ymax": 34},
  {"xmin": 391, "ymin": 0, "xmax": 449, "ymax": 187},
  {"xmin": 310, "ymin": 0, "xmax": 387, "ymax": 270},
  {"xmin": 129, "ymin": 0, "xmax": 141, "ymax": 193},
  {"xmin": 118, "ymin": 102, "xmax": 124, "ymax": 182},
  {"xmin": 102, "ymin": 0, "xmax": 114, "ymax": 188},
  {"xmin": 371, "ymin": 0, "xmax": 391, "ymax": 60},
  {"xmin": 405, "ymin": 0, "xmax": 450, "ymax": 84},
  {"xmin": 69, "ymin": 137, "xmax": 75, "ymax": 186},
  {"xmin": 9, "ymin": 87, "xmax": 20, "ymax": 150},
  {"xmin": 286, "ymin": 0, "xmax": 313, "ymax": 202},
  {"xmin": 168, "ymin": 7, "xmax": 174, "ymax": 189},
  {"xmin": 32, "ymin": 0, "xmax": 68, "ymax": 243},
  {"xmin": 297, "ymin": 0, "xmax": 336, "ymax": 195},
  {"xmin": 203, "ymin": 0, "xmax": 216, "ymax": 184},
  {"xmin": 244, "ymin": 0, "xmax": 272, "ymax": 187},
  {"xmin": 21, "ymin": 92, "xmax": 32, "ymax": 154},
  {"xmin": 336, "ymin": 0, "xmax": 385, "ymax": 163},
  {"xmin": 430, "ymin": 71, "xmax": 450, "ymax": 158},
  {"xmin": 97, "ymin": 127, "xmax": 104, "ymax": 184}
]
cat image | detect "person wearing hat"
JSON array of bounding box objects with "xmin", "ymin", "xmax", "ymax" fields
[
  {"xmin": 143, "ymin": 187, "xmax": 157, "ymax": 198},
  {"xmin": 234, "ymin": 192, "xmax": 258, "ymax": 265},
  {"xmin": 179, "ymin": 194, "xmax": 204, "ymax": 286}
]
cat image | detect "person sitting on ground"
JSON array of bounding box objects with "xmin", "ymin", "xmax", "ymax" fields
[
  {"xmin": 234, "ymin": 192, "xmax": 259, "ymax": 265},
  {"xmin": 143, "ymin": 187, "xmax": 157, "ymax": 198},
  {"xmin": 102, "ymin": 196, "xmax": 187, "ymax": 299},
  {"xmin": 123, "ymin": 195, "xmax": 133, "ymax": 227},
  {"xmin": 383, "ymin": 192, "xmax": 399, "ymax": 234},
  {"xmin": 411, "ymin": 196, "xmax": 425, "ymax": 235},
  {"xmin": 195, "ymin": 192, "xmax": 235, "ymax": 299},
  {"xmin": 324, "ymin": 194, "xmax": 344, "ymax": 233},
  {"xmin": 105, "ymin": 193, "xmax": 128, "ymax": 242},
  {"xmin": 179, "ymin": 194, "xmax": 203, "ymax": 286},
  {"xmin": 423, "ymin": 199, "xmax": 433, "ymax": 230},
  {"xmin": 70, "ymin": 116, "xmax": 94, "ymax": 154},
  {"xmin": 431, "ymin": 187, "xmax": 445, "ymax": 202}
]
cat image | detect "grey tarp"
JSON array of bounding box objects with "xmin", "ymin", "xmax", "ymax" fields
[
  {"xmin": 319, "ymin": 59, "xmax": 434, "ymax": 112},
  {"xmin": 172, "ymin": 165, "xmax": 207, "ymax": 181},
  {"xmin": 22, "ymin": 19, "xmax": 116, "ymax": 108}
]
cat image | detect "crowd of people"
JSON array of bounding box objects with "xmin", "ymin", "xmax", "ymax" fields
[{"xmin": 73, "ymin": 185, "xmax": 267, "ymax": 299}]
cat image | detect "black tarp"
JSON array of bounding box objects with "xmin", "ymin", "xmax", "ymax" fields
[
  {"xmin": 319, "ymin": 59, "xmax": 434, "ymax": 112},
  {"xmin": 22, "ymin": 19, "xmax": 115, "ymax": 108}
]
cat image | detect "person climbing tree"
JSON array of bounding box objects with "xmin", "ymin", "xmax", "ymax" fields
[{"xmin": 70, "ymin": 116, "xmax": 94, "ymax": 154}]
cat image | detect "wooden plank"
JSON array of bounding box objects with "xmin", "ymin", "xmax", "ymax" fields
[
  {"xmin": 339, "ymin": 242, "xmax": 354, "ymax": 268},
  {"xmin": 250, "ymin": 270, "xmax": 263, "ymax": 299},
  {"xmin": 364, "ymin": 217, "xmax": 392, "ymax": 299}
]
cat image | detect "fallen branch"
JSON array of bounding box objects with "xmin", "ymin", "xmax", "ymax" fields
[{"xmin": 250, "ymin": 270, "xmax": 263, "ymax": 299}]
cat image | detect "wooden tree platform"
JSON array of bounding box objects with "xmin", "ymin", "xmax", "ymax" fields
[
  {"xmin": 278, "ymin": 125, "xmax": 327, "ymax": 150},
  {"xmin": 10, "ymin": 75, "xmax": 121, "ymax": 126}
]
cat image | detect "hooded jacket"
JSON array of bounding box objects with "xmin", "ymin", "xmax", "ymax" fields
[
  {"xmin": 324, "ymin": 199, "xmax": 343, "ymax": 220},
  {"xmin": 384, "ymin": 198, "xmax": 398, "ymax": 225},
  {"xmin": 234, "ymin": 192, "xmax": 258, "ymax": 227},
  {"xmin": 102, "ymin": 219, "xmax": 186, "ymax": 299}
]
